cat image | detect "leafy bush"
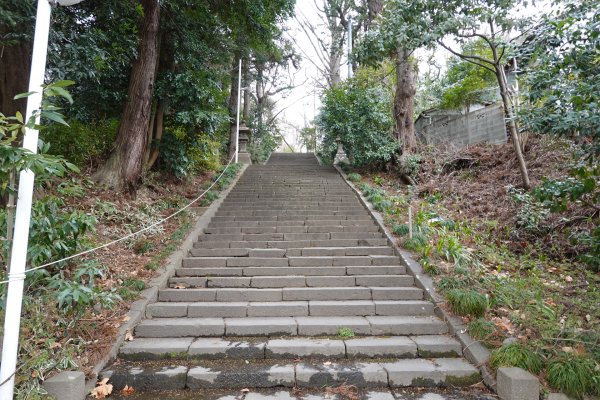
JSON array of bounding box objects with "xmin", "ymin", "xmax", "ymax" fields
[
  {"xmin": 44, "ymin": 119, "xmax": 118, "ymax": 167},
  {"xmin": 347, "ymin": 172, "xmax": 362, "ymax": 182},
  {"xmin": 547, "ymin": 353, "xmax": 597, "ymax": 398},
  {"xmin": 393, "ymin": 224, "xmax": 410, "ymax": 236},
  {"xmin": 489, "ymin": 343, "xmax": 543, "ymax": 375},
  {"xmin": 446, "ymin": 289, "xmax": 487, "ymax": 317},
  {"xmin": 159, "ymin": 127, "xmax": 221, "ymax": 178},
  {"xmin": 509, "ymin": 186, "xmax": 549, "ymax": 233},
  {"xmin": 317, "ymin": 77, "xmax": 399, "ymax": 167},
  {"xmin": 0, "ymin": 196, "xmax": 97, "ymax": 269}
]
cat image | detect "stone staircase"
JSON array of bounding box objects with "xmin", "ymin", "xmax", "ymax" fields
[{"xmin": 103, "ymin": 153, "xmax": 479, "ymax": 395}]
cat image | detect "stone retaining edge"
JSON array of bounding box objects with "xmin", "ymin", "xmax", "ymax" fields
[
  {"xmin": 334, "ymin": 165, "xmax": 497, "ymax": 392},
  {"xmin": 83, "ymin": 163, "xmax": 249, "ymax": 397}
]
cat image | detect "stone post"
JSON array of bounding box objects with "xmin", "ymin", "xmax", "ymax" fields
[
  {"xmin": 333, "ymin": 137, "xmax": 349, "ymax": 165},
  {"xmin": 237, "ymin": 122, "xmax": 252, "ymax": 164}
]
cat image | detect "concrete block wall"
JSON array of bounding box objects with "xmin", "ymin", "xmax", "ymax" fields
[{"xmin": 417, "ymin": 104, "xmax": 507, "ymax": 147}]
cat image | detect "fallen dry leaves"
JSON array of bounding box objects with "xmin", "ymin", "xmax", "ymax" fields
[{"xmin": 90, "ymin": 378, "xmax": 113, "ymax": 399}]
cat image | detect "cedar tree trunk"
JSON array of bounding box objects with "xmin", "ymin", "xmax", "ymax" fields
[
  {"xmin": 93, "ymin": 0, "xmax": 160, "ymax": 192},
  {"xmin": 393, "ymin": 48, "xmax": 417, "ymax": 152}
]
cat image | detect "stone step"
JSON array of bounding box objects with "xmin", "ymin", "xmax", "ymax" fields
[
  {"xmin": 207, "ymin": 219, "xmax": 374, "ymax": 228},
  {"xmin": 193, "ymin": 238, "xmax": 389, "ymax": 249},
  {"xmin": 211, "ymin": 215, "xmax": 373, "ymax": 222},
  {"xmin": 157, "ymin": 287, "xmax": 423, "ymax": 302},
  {"xmin": 202, "ymin": 225, "xmax": 380, "ymax": 234},
  {"xmin": 102, "ymin": 358, "xmax": 478, "ymax": 391},
  {"xmin": 181, "ymin": 256, "xmax": 400, "ymax": 268},
  {"xmin": 134, "ymin": 316, "xmax": 447, "ymax": 338},
  {"xmin": 119, "ymin": 335, "xmax": 462, "ymax": 361},
  {"xmin": 168, "ymin": 274, "xmax": 414, "ymax": 289},
  {"xmin": 146, "ymin": 300, "xmax": 433, "ymax": 318},
  {"xmin": 189, "ymin": 246, "xmax": 394, "ymax": 258},
  {"xmin": 214, "ymin": 210, "xmax": 369, "ymax": 217},
  {"xmin": 197, "ymin": 232, "xmax": 385, "ymax": 242},
  {"xmin": 174, "ymin": 266, "xmax": 407, "ymax": 278}
]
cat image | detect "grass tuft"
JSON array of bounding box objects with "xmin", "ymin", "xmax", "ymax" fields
[
  {"xmin": 547, "ymin": 353, "xmax": 596, "ymax": 398},
  {"xmin": 468, "ymin": 318, "xmax": 496, "ymax": 340},
  {"xmin": 446, "ymin": 289, "xmax": 487, "ymax": 317},
  {"xmin": 347, "ymin": 172, "xmax": 361, "ymax": 182},
  {"xmin": 393, "ymin": 224, "xmax": 410, "ymax": 236},
  {"xmin": 489, "ymin": 342, "xmax": 543, "ymax": 375},
  {"xmin": 337, "ymin": 327, "xmax": 355, "ymax": 338}
]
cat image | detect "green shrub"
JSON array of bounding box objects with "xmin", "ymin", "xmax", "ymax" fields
[
  {"xmin": 347, "ymin": 172, "xmax": 362, "ymax": 182},
  {"xmin": 403, "ymin": 233, "xmax": 428, "ymax": 252},
  {"xmin": 446, "ymin": 289, "xmax": 487, "ymax": 317},
  {"xmin": 438, "ymin": 276, "xmax": 468, "ymax": 292},
  {"xmin": 45, "ymin": 119, "xmax": 118, "ymax": 167},
  {"xmin": 201, "ymin": 190, "xmax": 219, "ymax": 206},
  {"xmin": 547, "ymin": 353, "xmax": 597, "ymax": 398},
  {"xmin": 468, "ymin": 318, "xmax": 496, "ymax": 340},
  {"xmin": 393, "ymin": 224, "xmax": 410, "ymax": 236},
  {"xmin": 489, "ymin": 343, "xmax": 543, "ymax": 375},
  {"xmin": 317, "ymin": 77, "xmax": 399, "ymax": 167}
]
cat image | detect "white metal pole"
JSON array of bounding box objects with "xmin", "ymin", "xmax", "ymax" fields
[
  {"xmin": 235, "ymin": 59, "xmax": 242, "ymax": 163},
  {"xmin": 0, "ymin": 0, "xmax": 52, "ymax": 397},
  {"xmin": 347, "ymin": 15, "xmax": 353, "ymax": 79}
]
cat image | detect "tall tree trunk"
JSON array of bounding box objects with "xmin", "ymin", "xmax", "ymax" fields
[
  {"xmin": 146, "ymin": 99, "xmax": 165, "ymax": 169},
  {"xmin": 93, "ymin": 0, "xmax": 160, "ymax": 192},
  {"xmin": 227, "ymin": 55, "xmax": 240, "ymax": 160},
  {"xmin": 256, "ymin": 64, "xmax": 265, "ymax": 135},
  {"xmin": 0, "ymin": 42, "xmax": 31, "ymax": 116},
  {"xmin": 495, "ymin": 63, "xmax": 530, "ymax": 190},
  {"xmin": 242, "ymin": 58, "xmax": 250, "ymax": 122},
  {"xmin": 393, "ymin": 48, "xmax": 417, "ymax": 152}
]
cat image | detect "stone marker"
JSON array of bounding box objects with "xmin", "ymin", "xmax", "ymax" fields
[
  {"xmin": 42, "ymin": 371, "xmax": 85, "ymax": 400},
  {"xmin": 497, "ymin": 367, "xmax": 539, "ymax": 400}
]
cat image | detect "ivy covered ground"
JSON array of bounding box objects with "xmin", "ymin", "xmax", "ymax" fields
[{"xmin": 343, "ymin": 136, "xmax": 599, "ymax": 398}]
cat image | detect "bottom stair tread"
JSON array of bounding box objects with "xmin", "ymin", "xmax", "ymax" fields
[{"xmin": 102, "ymin": 358, "xmax": 480, "ymax": 391}]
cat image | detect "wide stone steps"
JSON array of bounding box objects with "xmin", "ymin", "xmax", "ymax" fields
[
  {"xmin": 147, "ymin": 300, "xmax": 433, "ymax": 318},
  {"xmin": 102, "ymin": 358, "xmax": 479, "ymax": 391},
  {"xmin": 189, "ymin": 246, "xmax": 394, "ymax": 257},
  {"xmin": 181, "ymin": 255, "xmax": 400, "ymax": 268},
  {"xmin": 156, "ymin": 287, "xmax": 424, "ymax": 302},
  {"xmin": 168, "ymin": 274, "xmax": 412, "ymax": 288},
  {"xmin": 120, "ymin": 336, "xmax": 462, "ymax": 361},
  {"xmin": 105, "ymin": 153, "xmax": 479, "ymax": 394},
  {"xmin": 134, "ymin": 316, "xmax": 448, "ymax": 338},
  {"xmin": 193, "ymin": 238, "xmax": 389, "ymax": 249},
  {"xmin": 173, "ymin": 266, "xmax": 407, "ymax": 277}
]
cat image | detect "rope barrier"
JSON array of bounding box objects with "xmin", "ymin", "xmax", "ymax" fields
[{"xmin": 0, "ymin": 154, "xmax": 237, "ymax": 286}]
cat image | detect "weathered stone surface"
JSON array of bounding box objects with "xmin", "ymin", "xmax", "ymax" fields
[
  {"xmin": 158, "ymin": 288, "xmax": 216, "ymax": 302},
  {"xmin": 188, "ymin": 338, "xmax": 265, "ymax": 359},
  {"xmin": 215, "ymin": 288, "xmax": 282, "ymax": 302},
  {"xmin": 367, "ymin": 316, "xmax": 448, "ymax": 335},
  {"xmin": 120, "ymin": 338, "xmax": 193, "ymax": 360},
  {"xmin": 135, "ymin": 318, "xmax": 224, "ymax": 338},
  {"xmin": 187, "ymin": 363, "xmax": 295, "ymax": 389},
  {"xmin": 497, "ymin": 367, "xmax": 539, "ymax": 400},
  {"xmin": 296, "ymin": 316, "xmax": 371, "ymax": 335},
  {"xmin": 42, "ymin": 371, "xmax": 86, "ymax": 400},
  {"xmin": 411, "ymin": 335, "xmax": 462, "ymax": 357},
  {"xmin": 225, "ymin": 317, "xmax": 297, "ymax": 336},
  {"xmin": 247, "ymin": 301, "xmax": 308, "ymax": 317},
  {"xmin": 309, "ymin": 300, "xmax": 375, "ymax": 316},
  {"xmin": 283, "ymin": 287, "xmax": 371, "ymax": 301},
  {"xmin": 296, "ymin": 362, "xmax": 388, "ymax": 388},
  {"xmin": 383, "ymin": 359, "xmax": 442, "ymax": 387},
  {"xmin": 188, "ymin": 302, "xmax": 248, "ymax": 318},
  {"xmin": 305, "ymin": 276, "xmax": 356, "ymax": 287},
  {"xmin": 266, "ymin": 338, "xmax": 345, "ymax": 359},
  {"xmin": 374, "ymin": 301, "xmax": 434, "ymax": 316},
  {"xmin": 345, "ymin": 337, "xmax": 417, "ymax": 358},
  {"xmin": 146, "ymin": 302, "xmax": 189, "ymax": 318},
  {"xmin": 102, "ymin": 364, "xmax": 188, "ymax": 391}
]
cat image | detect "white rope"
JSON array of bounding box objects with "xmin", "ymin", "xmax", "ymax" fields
[{"xmin": 0, "ymin": 154, "xmax": 237, "ymax": 286}]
